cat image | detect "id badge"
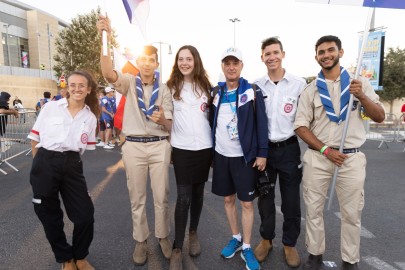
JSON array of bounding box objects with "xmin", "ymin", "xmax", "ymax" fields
[{"xmin": 226, "ymin": 114, "xmax": 239, "ymax": 141}]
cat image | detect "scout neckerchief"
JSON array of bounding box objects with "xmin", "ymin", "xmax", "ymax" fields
[
  {"xmin": 135, "ymin": 71, "xmax": 160, "ymax": 117},
  {"xmin": 316, "ymin": 66, "xmax": 350, "ymax": 124}
]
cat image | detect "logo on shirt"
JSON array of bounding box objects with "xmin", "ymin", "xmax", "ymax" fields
[
  {"xmin": 200, "ymin": 102, "xmax": 207, "ymax": 112},
  {"xmin": 248, "ymin": 190, "xmax": 255, "ymax": 196},
  {"xmin": 81, "ymin": 133, "xmax": 88, "ymax": 144},
  {"xmin": 284, "ymin": 103, "xmax": 293, "ymax": 113},
  {"xmin": 240, "ymin": 94, "xmax": 248, "ymax": 104}
]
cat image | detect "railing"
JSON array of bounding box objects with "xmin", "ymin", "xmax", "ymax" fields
[
  {"xmin": 366, "ymin": 113, "xmax": 404, "ymax": 149},
  {"xmin": 0, "ymin": 66, "xmax": 54, "ymax": 79},
  {"xmin": 0, "ymin": 109, "xmax": 36, "ymax": 175}
]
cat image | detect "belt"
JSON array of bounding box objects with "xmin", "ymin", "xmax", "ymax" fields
[
  {"xmin": 308, "ymin": 146, "xmax": 359, "ymax": 154},
  {"xmin": 126, "ymin": 136, "xmax": 168, "ymax": 143},
  {"xmin": 268, "ymin": 136, "xmax": 298, "ymax": 148},
  {"xmin": 39, "ymin": 148, "xmax": 79, "ymax": 157}
]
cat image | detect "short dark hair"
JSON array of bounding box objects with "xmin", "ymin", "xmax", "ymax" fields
[
  {"xmin": 261, "ymin": 37, "xmax": 283, "ymax": 52},
  {"xmin": 315, "ymin": 35, "xmax": 342, "ymax": 52},
  {"xmin": 43, "ymin": 91, "xmax": 51, "ymax": 98},
  {"xmin": 142, "ymin": 45, "xmax": 159, "ymax": 62}
]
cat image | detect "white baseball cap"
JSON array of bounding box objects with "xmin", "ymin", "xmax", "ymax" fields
[
  {"xmin": 221, "ymin": 47, "xmax": 243, "ymax": 62},
  {"xmin": 105, "ymin": 87, "xmax": 115, "ymax": 93}
]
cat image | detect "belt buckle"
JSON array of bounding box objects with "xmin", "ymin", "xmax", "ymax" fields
[{"xmin": 142, "ymin": 138, "xmax": 147, "ymax": 143}]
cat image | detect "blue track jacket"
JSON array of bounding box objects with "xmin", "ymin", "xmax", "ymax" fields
[{"xmin": 209, "ymin": 77, "xmax": 268, "ymax": 163}]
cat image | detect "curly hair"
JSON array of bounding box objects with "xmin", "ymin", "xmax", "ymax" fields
[
  {"xmin": 166, "ymin": 45, "xmax": 212, "ymax": 104},
  {"xmin": 66, "ymin": 70, "xmax": 100, "ymax": 117}
]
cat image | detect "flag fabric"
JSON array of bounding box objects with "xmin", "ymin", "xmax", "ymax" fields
[
  {"xmin": 122, "ymin": 0, "xmax": 150, "ymax": 38},
  {"xmin": 113, "ymin": 48, "xmax": 139, "ymax": 130},
  {"xmin": 296, "ymin": 0, "xmax": 405, "ymax": 9}
]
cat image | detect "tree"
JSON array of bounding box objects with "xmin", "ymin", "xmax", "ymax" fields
[
  {"xmin": 53, "ymin": 8, "xmax": 118, "ymax": 86},
  {"xmin": 379, "ymin": 47, "xmax": 405, "ymax": 113}
]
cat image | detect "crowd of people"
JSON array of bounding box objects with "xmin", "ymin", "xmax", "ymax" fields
[{"xmin": 20, "ymin": 15, "xmax": 386, "ymax": 270}]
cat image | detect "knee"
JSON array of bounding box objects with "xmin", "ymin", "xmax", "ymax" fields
[
  {"xmin": 224, "ymin": 194, "xmax": 236, "ymax": 206},
  {"xmin": 241, "ymin": 201, "xmax": 254, "ymax": 212},
  {"xmin": 176, "ymin": 193, "xmax": 191, "ymax": 208}
]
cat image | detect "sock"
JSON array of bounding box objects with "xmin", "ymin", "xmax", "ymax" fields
[
  {"xmin": 232, "ymin": 233, "xmax": 242, "ymax": 242},
  {"xmin": 242, "ymin": 242, "xmax": 251, "ymax": 250}
]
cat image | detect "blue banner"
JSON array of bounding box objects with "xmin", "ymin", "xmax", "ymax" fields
[
  {"xmin": 363, "ymin": 0, "xmax": 405, "ymax": 10},
  {"xmin": 359, "ymin": 31, "xmax": 385, "ymax": 90}
]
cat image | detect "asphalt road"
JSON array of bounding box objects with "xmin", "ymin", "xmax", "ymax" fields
[{"xmin": 0, "ymin": 140, "xmax": 404, "ymax": 270}]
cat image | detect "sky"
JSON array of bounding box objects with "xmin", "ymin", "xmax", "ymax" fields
[{"xmin": 18, "ymin": 0, "xmax": 405, "ymax": 83}]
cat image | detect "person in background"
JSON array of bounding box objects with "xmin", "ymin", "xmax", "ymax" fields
[
  {"xmin": 253, "ymin": 37, "xmax": 305, "ymax": 268},
  {"xmin": 28, "ymin": 70, "xmax": 99, "ymax": 270},
  {"xmin": 166, "ymin": 45, "xmax": 213, "ymax": 270},
  {"xmin": 401, "ymin": 100, "xmax": 405, "ymax": 122},
  {"xmin": 0, "ymin": 91, "xmax": 19, "ymax": 137},
  {"xmin": 100, "ymin": 87, "xmax": 116, "ymax": 149},
  {"xmin": 295, "ymin": 35, "xmax": 385, "ymax": 270},
  {"xmin": 36, "ymin": 91, "xmax": 52, "ymax": 113},
  {"xmin": 53, "ymin": 88, "xmax": 67, "ymax": 101},
  {"xmin": 13, "ymin": 96, "xmax": 22, "ymax": 106},
  {"xmin": 210, "ymin": 47, "xmax": 268, "ymax": 270},
  {"xmin": 97, "ymin": 15, "xmax": 174, "ymax": 266}
]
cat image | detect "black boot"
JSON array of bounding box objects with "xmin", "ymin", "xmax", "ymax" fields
[
  {"xmin": 342, "ymin": 261, "xmax": 359, "ymax": 270},
  {"xmin": 302, "ymin": 254, "xmax": 323, "ymax": 270}
]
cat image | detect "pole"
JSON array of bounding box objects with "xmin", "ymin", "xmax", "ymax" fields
[
  {"xmin": 229, "ymin": 18, "xmax": 240, "ymax": 47},
  {"xmin": 151, "ymin": 41, "xmax": 172, "ymax": 83},
  {"xmin": 47, "ymin": 23, "xmax": 53, "ymax": 79},
  {"xmin": 4, "ymin": 24, "xmax": 12, "ymax": 74},
  {"xmin": 327, "ymin": 8, "xmax": 374, "ymax": 210},
  {"xmin": 37, "ymin": 31, "xmax": 41, "ymax": 77}
]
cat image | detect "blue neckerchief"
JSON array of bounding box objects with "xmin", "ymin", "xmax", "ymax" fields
[
  {"xmin": 135, "ymin": 71, "xmax": 160, "ymax": 117},
  {"xmin": 220, "ymin": 86, "xmax": 237, "ymax": 114},
  {"xmin": 316, "ymin": 67, "xmax": 350, "ymax": 124}
]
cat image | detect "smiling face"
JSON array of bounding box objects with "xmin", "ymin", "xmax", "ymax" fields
[
  {"xmin": 221, "ymin": 56, "xmax": 243, "ymax": 83},
  {"xmin": 67, "ymin": 74, "xmax": 90, "ymax": 102},
  {"xmin": 177, "ymin": 49, "xmax": 195, "ymax": 81},
  {"xmin": 261, "ymin": 43, "xmax": 285, "ymax": 72},
  {"xmin": 315, "ymin": 41, "xmax": 343, "ymax": 71}
]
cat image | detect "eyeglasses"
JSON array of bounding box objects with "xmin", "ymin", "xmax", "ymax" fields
[{"xmin": 68, "ymin": 84, "xmax": 88, "ymax": 90}]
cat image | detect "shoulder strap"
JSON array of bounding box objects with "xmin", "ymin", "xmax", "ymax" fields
[
  {"xmin": 212, "ymin": 86, "xmax": 221, "ymax": 98},
  {"xmin": 251, "ymin": 83, "xmax": 257, "ymax": 112}
]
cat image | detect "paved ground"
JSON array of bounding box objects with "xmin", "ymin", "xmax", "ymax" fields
[{"xmin": 0, "ymin": 139, "xmax": 404, "ymax": 270}]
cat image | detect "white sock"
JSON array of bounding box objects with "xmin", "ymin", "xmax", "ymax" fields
[
  {"xmin": 242, "ymin": 242, "xmax": 251, "ymax": 250},
  {"xmin": 232, "ymin": 233, "xmax": 242, "ymax": 242}
]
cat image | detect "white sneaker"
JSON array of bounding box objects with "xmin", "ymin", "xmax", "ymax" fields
[
  {"xmin": 103, "ymin": 145, "xmax": 114, "ymax": 149},
  {"xmin": 96, "ymin": 141, "xmax": 105, "ymax": 147}
]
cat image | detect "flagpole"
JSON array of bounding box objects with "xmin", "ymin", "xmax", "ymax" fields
[
  {"xmin": 327, "ymin": 7, "xmax": 374, "ymax": 211},
  {"xmin": 102, "ymin": 0, "xmax": 108, "ymax": 56}
]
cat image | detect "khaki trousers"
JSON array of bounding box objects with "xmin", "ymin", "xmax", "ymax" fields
[
  {"xmin": 122, "ymin": 139, "xmax": 171, "ymax": 242},
  {"xmin": 302, "ymin": 149, "xmax": 366, "ymax": 263}
]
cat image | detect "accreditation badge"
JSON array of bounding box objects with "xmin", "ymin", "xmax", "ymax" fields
[{"xmin": 226, "ymin": 114, "xmax": 239, "ymax": 141}]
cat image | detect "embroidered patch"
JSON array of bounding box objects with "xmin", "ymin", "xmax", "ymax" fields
[
  {"xmin": 81, "ymin": 133, "xmax": 88, "ymax": 144},
  {"xmin": 202, "ymin": 96, "xmax": 208, "ymax": 103},
  {"xmin": 240, "ymin": 94, "xmax": 248, "ymax": 104},
  {"xmin": 284, "ymin": 103, "xmax": 293, "ymax": 113},
  {"xmin": 201, "ymin": 102, "xmax": 207, "ymax": 112}
]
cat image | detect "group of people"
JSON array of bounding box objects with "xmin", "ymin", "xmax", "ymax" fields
[
  {"xmin": 26, "ymin": 15, "xmax": 385, "ymax": 270},
  {"xmin": 95, "ymin": 86, "xmax": 118, "ymax": 149}
]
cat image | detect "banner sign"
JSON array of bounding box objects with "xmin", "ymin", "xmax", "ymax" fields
[
  {"xmin": 358, "ymin": 31, "xmax": 385, "ymax": 90},
  {"xmin": 296, "ymin": 0, "xmax": 405, "ymax": 9}
]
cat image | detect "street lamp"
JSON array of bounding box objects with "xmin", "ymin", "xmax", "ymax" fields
[
  {"xmin": 229, "ymin": 18, "xmax": 240, "ymax": 48},
  {"xmin": 151, "ymin": 41, "xmax": 172, "ymax": 82},
  {"xmin": 3, "ymin": 24, "xmax": 12, "ymax": 74}
]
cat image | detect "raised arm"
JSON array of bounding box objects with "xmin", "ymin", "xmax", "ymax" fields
[{"xmin": 96, "ymin": 15, "xmax": 118, "ymax": 83}]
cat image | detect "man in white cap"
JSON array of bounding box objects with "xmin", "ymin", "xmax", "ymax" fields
[
  {"xmin": 210, "ymin": 47, "xmax": 268, "ymax": 270},
  {"xmin": 100, "ymin": 86, "xmax": 116, "ymax": 149}
]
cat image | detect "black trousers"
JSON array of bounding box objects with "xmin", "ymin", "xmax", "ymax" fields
[
  {"xmin": 30, "ymin": 148, "xmax": 94, "ymax": 263},
  {"xmin": 257, "ymin": 140, "xmax": 302, "ymax": 246}
]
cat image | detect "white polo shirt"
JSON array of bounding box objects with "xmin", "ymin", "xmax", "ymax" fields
[
  {"xmin": 28, "ymin": 98, "xmax": 97, "ymax": 155},
  {"xmin": 255, "ymin": 71, "xmax": 306, "ymax": 142},
  {"xmin": 170, "ymin": 82, "xmax": 212, "ymax": 151}
]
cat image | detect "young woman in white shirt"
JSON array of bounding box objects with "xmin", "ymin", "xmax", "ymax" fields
[
  {"xmin": 28, "ymin": 70, "xmax": 100, "ymax": 270},
  {"xmin": 167, "ymin": 45, "xmax": 212, "ymax": 269}
]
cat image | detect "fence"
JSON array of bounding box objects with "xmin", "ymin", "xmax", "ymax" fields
[
  {"xmin": 0, "ymin": 109, "xmax": 36, "ymax": 175},
  {"xmin": 366, "ymin": 113, "xmax": 405, "ymax": 150}
]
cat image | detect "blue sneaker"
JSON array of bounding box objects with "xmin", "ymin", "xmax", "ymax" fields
[
  {"xmin": 241, "ymin": 248, "xmax": 261, "ymax": 270},
  {"xmin": 221, "ymin": 238, "xmax": 242, "ymax": 258}
]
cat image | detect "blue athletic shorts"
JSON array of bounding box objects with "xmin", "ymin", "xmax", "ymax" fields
[{"xmin": 212, "ymin": 151, "xmax": 258, "ymax": 202}]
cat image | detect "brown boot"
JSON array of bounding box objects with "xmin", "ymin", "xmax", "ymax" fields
[
  {"xmin": 159, "ymin": 237, "xmax": 172, "ymax": 259},
  {"xmin": 283, "ymin": 245, "xmax": 301, "ymax": 267},
  {"xmin": 133, "ymin": 240, "xmax": 148, "ymax": 265},
  {"xmin": 75, "ymin": 259, "xmax": 95, "ymax": 270},
  {"xmin": 254, "ymin": 239, "xmax": 273, "ymax": 262},
  {"xmin": 61, "ymin": 260, "xmax": 77, "ymax": 270},
  {"xmin": 169, "ymin": 248, "xmax": 183, "ymax": 270},
  {"xmin": 189, "ymin": 231, "xmax": 201, "ymax": 257}
]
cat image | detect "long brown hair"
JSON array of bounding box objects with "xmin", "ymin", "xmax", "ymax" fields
[
  {"xmin": 166, "ymin": 45, "xmax": 212, "ymax": 104},
  {"xmin": 66, "ymin": 70, "xmax": 100, "ymax": 117}
]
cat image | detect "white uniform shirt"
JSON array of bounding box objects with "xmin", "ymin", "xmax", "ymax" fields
[
  {"xmin": 28, "ymin": 98, "xmax": 97, "ymax": 155},
  {"xmin": 255, "ymin": 71, "xmax": 306, "ymax": 142},
  {"xmin": 170, "ymin": 82, "xmax": 212, "ymax": 150}
]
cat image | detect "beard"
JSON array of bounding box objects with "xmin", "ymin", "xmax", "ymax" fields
[{"xmin": 319, "ymin": 57, "xmax": 339, "ymax": 70}]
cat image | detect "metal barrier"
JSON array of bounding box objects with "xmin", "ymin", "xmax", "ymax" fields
[
  {"xmin": 396, "ymin": 114, "xmax": 405, "ymax": 152},
  {"xmin": 0, "ymin": 109, "xmax": 36, "ymax": 175},
  {"xmin": 366, "ymin": 113, "xmax": 398, "ymax": 149}
]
